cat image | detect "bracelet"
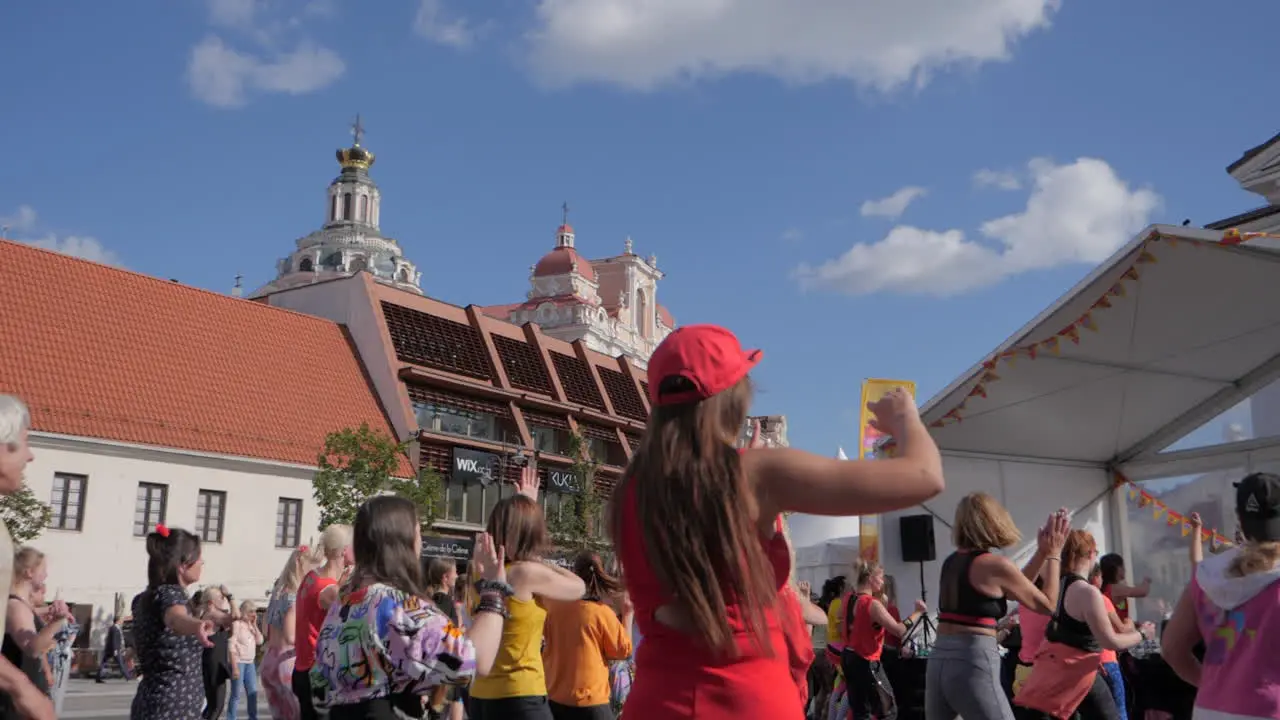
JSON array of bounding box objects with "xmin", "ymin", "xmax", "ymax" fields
[
  {"xmin": 1045, "ymin": 557, "xmax": 1061, "ymax": 561},
  {"xmin": 473, "ymin": 595, "xmax": 509, "ymax": 619},
  {"xmin": 474, "ymin": 579, "xmax": 515, "ymax": 597},
  {"xmin": 903, "ymin": 617, "xmax": 914, "ymax": 629}
]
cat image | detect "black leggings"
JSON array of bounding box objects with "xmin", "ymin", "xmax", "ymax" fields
[
  {"xmin": 548, "ymin": 701, "xmax": 614, "ymax": 720},
  {"xmin": 842, "ymin": 650, "xmax": 897, "ymax": 720},
  {"xmin": 292, "ymin": 668, "xmax": 328, "ymax": 720},
  {"xmin": 469, "ymin": 695, "xmax": 554, "ymax": 720}
]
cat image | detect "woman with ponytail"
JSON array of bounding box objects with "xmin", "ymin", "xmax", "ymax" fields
[
  {"xmin": 130, "ymin": 524, "xmax": 232, "ymax": 720},
  {"xmin": 259, "ymin": 545, "xmax": 321, "ymax": 720},
  {"xmin": 292, "ymin": 524, "xmax": 352, "ymax": 720},
  {"xmin": 542, "ymin": 552, "xmax": 634, "ymax": 720}
]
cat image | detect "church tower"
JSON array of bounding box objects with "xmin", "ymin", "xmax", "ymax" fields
[{"xmin": 251, "ymin": 116, "xmax": 423, "ymax": 298}]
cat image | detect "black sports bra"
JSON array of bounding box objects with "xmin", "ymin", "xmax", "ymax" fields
[{"xmin": 937, "ymin": 550, "xmax": 1009, "ymax": 629}]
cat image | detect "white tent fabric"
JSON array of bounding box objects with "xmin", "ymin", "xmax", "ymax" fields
[
  {"xmin": 794, "ymin": 535, "xmax": 860, "ymax": 591},
  {"xmin": 880, "ymin": 225, "xmax": 1280, "ymax": 606},
  {"xmin": 918, "ymin": 225, "xmax": 1280, "ymax": 469}
]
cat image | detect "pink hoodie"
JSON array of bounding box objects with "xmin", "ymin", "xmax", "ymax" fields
[{"xmin": 1191, "ymin": 546, "xmax": 1280, "ymax": 720}]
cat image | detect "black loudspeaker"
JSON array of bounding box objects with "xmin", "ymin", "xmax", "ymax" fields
[{"xmin": 899, "ymin": 514, "xmax": 937, "ymax": 563}]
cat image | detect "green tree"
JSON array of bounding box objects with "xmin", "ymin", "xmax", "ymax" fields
[
  {"xmin": 545, "ymin": 432, "xmax": 608, "ymax": 553},
  {"xmin": 0, "ymin": 484, "xmax": 52, "ymax": 544},
  {"xmin": 312, "ymin": 423, "xmax": 444, "ymax": 533}
]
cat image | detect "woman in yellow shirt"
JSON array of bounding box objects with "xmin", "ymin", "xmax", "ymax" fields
[
  {"xmin": 821, "ymin": 576, "xmax": 849, "ymax": 720},
  {"xmin": 469, "ymin": 469, "xmax": 587, "ymax": 720},
  {"xmin": 543, "ymin": 552, "xmax": 634, "ymax": 720}
]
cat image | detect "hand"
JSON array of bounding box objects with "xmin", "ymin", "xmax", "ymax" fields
[
  {"xmin": 1140, "ymin": 577, "xmax": 1152, "ymax": 590},
  {"xmin": 866, "ymin": 388, "xmax": 919, "ymax": 439},
  {"xmin": 52, "ymin": 599, "xmax": 72, "ymax": 620},
  {"xmin": 619, "ymin": 593, "xmax": 634, "ymax": 616},
  {"xmin": 1189, "ymin": 512, "xmax": 1203, "ymax": 531},
  {"xmin": 797, "ymin": 581, "xmax": 811, "ymax": 598},
  {"xmin": 914, "ymin": 599, "xmax": 927, "ymax": 614},
  {"xmin": 471, "ymin": 533, "xmax": 507, "ymax": 584},
  {"xmin": 515, "ymin": 464, "xmax": 539, "ymax": 502},
  {"xmin": 13, "ymin": 683, "xmax": 55, "ymax": 720},
  {"xmin": 1139, "ymin": 621, "xmax": 1156, "ymax": 640},
  {"xmin": 1037, "ymin": 508, "xmax": 1071, "ymax": 555},
  {"xmin": 1121, "ymin": 619, "xmax": 1135, "ymax": 633},
  {"xmin": 196, "ymin": 620, "xmax": 216, "ymax": 648},
  {"xmin": 747, "ymin": 419, "xmax": 765, "ymax": 449}
]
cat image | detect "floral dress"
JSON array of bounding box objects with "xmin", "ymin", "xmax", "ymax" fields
[
  {"xmin": 310, "ymin": 583, "xmax": 477, "ymax": 717},
  {"xmin": 260, "ymin": 587, "xmax": 299, "ymax": 720}
]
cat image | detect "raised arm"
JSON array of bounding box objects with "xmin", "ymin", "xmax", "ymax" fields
[
  {"xmin": 509, "ymin": 561, "xmax": 586, "ymax": 603},
  {"xmin": 1188, "ymin": 513, "xmax": 1204, "ymax": 566},
  {"xmin": 0, "ymin": 656, "xmax": 54, "ymax": 720},
  {"xmin": 750, "ymin": 389, "xmax": 943, "ymax": 518}
]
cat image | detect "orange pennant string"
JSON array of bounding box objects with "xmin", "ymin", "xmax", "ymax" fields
[
  {"xmin": 1136, "ymin": 250, "xmax": 1157, "ymax": 264},
  {"xmin": 1122, "ymin": 267, "xmax": 1140, "ymax": 282},
  {"xmin": 1094, "ymin": 296, "xmax": 1112, "ymax": 310},
  {"xmin": 1079, "ymin": 313, "xmax": 1098, "ymax": 332}
]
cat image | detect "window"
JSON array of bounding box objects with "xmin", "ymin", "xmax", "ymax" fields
[
  {"xmin": 441, "ymin": 481, "xmax": 513, "ymax": 526},
  {"xmin": 195, "ymin": 490, "xmax": 226, "ymax": 544},
  {"xmin": 529, "ymin": 425, "xmax": 570, "ymax": 455},
  {"xmin": 134, "ymin": 483, "xmax": 167, "ymax": 537},
  {"xmin": 415, "ymin": 401, "xmax": 513, "ymax": 443},
  {"xmin": 342, "ymin": 192, "xmax": 353, "ymax": 220},
  {"xmin": 48, "ymin": 473, "xmax": 86, "ymax": 532},
  {"xmin": 276, "ymin": 498, "xmax": 302, "ymax": 548}
]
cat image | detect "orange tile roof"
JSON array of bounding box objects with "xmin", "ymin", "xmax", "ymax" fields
[{"xmin": 0, "ymin": 240, "xmax": 406, "ymax": 470}]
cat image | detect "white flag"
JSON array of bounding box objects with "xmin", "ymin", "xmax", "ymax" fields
[{"xmin": 836, "ymin": 447, "xmax": 849, "ymax": 460}]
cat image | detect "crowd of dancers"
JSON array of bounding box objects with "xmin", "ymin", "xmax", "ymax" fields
[{"xmin": 0, "ymin": 321, "xmax": 1277, "ymax": 720}]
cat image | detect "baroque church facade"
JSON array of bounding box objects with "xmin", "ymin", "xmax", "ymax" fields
[{"xmin": 253, "ymin": 122, "xmax": 674, "ymax": 368}]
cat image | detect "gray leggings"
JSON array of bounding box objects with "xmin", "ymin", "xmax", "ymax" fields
[{"xmin": 925, "ymin": 633, "xmax": 1015, "ymax": 720}]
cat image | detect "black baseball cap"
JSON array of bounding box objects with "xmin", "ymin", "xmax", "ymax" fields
[{"xmin": 1234, "ymin": 472, "xmax": 1280, "ymax": 542}]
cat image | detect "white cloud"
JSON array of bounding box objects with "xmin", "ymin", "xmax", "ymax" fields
[
  {"xmin": 0, "ymin": 205, "xmax": 37, "ymax": 234},
  {"xmin": 187, "ymin": 36, "xmax": 345, "ymax": 108},
  {"xmin": 208, "ymin": 0, "xmax": 258, "ymax": 27},
  {"xmin": 860, "ymin": 186, "xmax": 927, "ymax": 219},
  {"xmin": 1, "ymin": 206, "xmax": 120, "ymax": 266},
  {"xmin": 973, "ymin": 168, "xmax": 1022, "ymax": 190},
  {"xmin": 781, "ymin": 227, "xmax": 803, "ymax": 243},
  {"xmin": 415, "ymin": 0, "xmax": 474, "ymax": 48},
  {"xmin": 525, "ymin": 0, "xmax": 1059, "ymax": 91},
  {"xmin": 794, "ymin": 157, "xmax": 1161, "ymax": 296}
]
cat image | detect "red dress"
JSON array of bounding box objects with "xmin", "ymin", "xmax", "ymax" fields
[{"xmin": 617, "ymin": 487, "xmax": 806, "ymax": 720}]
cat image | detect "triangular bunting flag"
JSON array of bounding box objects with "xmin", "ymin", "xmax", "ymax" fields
[
  {"xmin": 1136, "ymin": 250, "xmax": 1157, "ymax": 264},
  {"xmin": 1094, "ymin": 296, "xmax": 1112, "ymax": 310},
  {"xmin": 1044, "ymin": 337, "xmax": 1061, "ymax": 355},
  {"xmin": 1080, "ymin": 313, "xmax": 1098, "ymax": 332},
  {"xmin": 1110, "ymin": 282, "xmax": 1127, "ymax": 297},
  {"xmin": 1122, "ymin": 267, "xmax": 1140, "ymax": 282}
]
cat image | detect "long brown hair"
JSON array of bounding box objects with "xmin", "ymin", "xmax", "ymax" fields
[
  {"xmin": 351, "ymin": 495, "xmax": 423, "ymax": 597},
  {"xmin": 611, "ymin": 375, "xmax": 777, "ymax": 657},
  {"xmin": 573, "ymin": 551, "xmax": 623, "ymax": 601},
  {"xmin": 487, "ymin": 495, "xmax": 550, "ymax": 562}
]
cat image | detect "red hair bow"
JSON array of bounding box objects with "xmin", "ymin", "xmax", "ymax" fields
[
  {"xmin": 155, "ymin": 524, "xmax": 170, "ymax": 538},
  {"xmin": 297, "ymin": 545, "xmax": 310, "ymax": 554}
]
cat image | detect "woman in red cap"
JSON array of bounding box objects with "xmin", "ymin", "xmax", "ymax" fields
[{"xmin": 612, "ymin": 324, "xmax": 945, "ymax": 720}]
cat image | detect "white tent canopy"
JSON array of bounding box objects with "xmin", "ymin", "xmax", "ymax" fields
[
  {"xmin": 920, "ymin": 225, "xmax": 1280, "ymax": 470},
  {"xmin": 880, "ymin": 225, "xmax": 1280, "ymax": 607}
]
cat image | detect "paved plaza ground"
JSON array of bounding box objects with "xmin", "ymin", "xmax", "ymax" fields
[{"xmin": 61, "ymin": 678, "xmax": 269, "ymax": 719}]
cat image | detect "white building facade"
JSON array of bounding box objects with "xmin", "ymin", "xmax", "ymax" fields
[{"xmin": 26, "ymin": 434, "xmax": 320, "ymax": 638}]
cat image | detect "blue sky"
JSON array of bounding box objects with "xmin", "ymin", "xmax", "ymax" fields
[{"xmin": 3, "ymin": 0, "xmax": 1279, "ymax": 458}]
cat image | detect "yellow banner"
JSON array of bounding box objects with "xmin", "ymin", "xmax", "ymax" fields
[{"xmin": 857, "ymin": 379, "xmax": 916, "ymax": 564}]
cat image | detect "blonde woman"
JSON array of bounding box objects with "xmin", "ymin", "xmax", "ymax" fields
[
  {"xmin": 4, "ymin": 548, "xmax": 72, "ymax": 706},
  {"xmin": 291, "ymin": 524, "xmax": 352, "ymax": 720},
  {"xmin": 260, "ymin": 546, "xmax": 320, "ymax": 720},
  {"xmin": 228, "ymin": 600, "xmax": 263, "ymax": 720}
]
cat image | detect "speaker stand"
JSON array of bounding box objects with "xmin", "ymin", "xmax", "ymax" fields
[{"xmin": 904, "ymin": 561, "xmax": 937, "ymax": 655}]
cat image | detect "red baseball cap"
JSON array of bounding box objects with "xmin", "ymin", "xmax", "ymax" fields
[{"xmin": 647, "ymin": 325, "xmax": 762, "ymax": 406}]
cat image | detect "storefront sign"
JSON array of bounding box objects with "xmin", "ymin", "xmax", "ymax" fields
[
  {"xmin": 421, "ymin": 535, "xmax": 474, "ymax": 561},
  {"xmin": 546, "ymin": 468, "xmax": 581, "ymax": 495},
  {"xmin": 452, "ymin": 447, "xmax": 500, "ymax": 486}
]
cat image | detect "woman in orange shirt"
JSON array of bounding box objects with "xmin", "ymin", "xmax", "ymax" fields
[{"xmin": 542, "ymin": 552, "xmax": 634, "ymax": 720}]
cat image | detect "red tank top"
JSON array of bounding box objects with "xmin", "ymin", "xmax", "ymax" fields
[
  {"xmin": 843, "ymin": 593, "xmax": 885, "ymax": 661},
  {"xmin": 1102, "ymin": 584, "xmax": 1129, "ymax": 622},
  {"xmin": 293, "ymin": 570, "xmax": 337, "ymax": 671},
  {"xmin": 617, "ymin": 485, "xmax": 804, "ymax": 720}
]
